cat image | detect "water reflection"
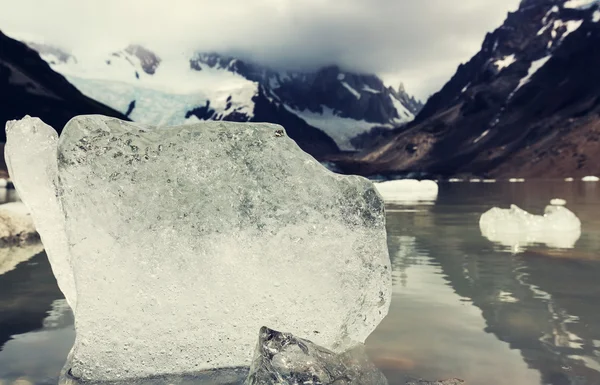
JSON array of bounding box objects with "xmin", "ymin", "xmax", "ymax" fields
[
  {"xmin": 0, "ymin": 252, "xmax": 73, "ymax": 384},
  {"xmin": 0, "ymin": 182, "xmax": 599, "ymax": 385},
  {"xmin": 368, "ymin": 182, "xmax": 600, "ymax": 385}
]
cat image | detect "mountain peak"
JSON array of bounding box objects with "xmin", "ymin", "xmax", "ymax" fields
[{"xmin": 124, "ymin": 45, "xmax": 161, "ymax": 75}]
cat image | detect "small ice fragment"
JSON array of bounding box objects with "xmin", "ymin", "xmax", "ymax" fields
[
  {"xmin": 582, "ymin": 176, "xmax": 599, "ymax": 182},
  {"xmin": 509, "ymin": 178, "xmax": 525, "ymax": 183},
  {"xmin": 565, "ymin": 177, "xmax": 574, "ymax": 182},
  {"xmin": 448, "ymin": 178, "xmax": 463, "ymax": 183},
  {"xmin": 6, "ymin": 115, "xmax": 392, "ymax": 381},
  {"xmin": 479, "ymin": 201, "xmax": 581, "ymax": 251},
  {"xmin": 550, "ymin": 198, "xmax": 567, "ymax": 206},
  {"xmin": 469, "ymin": 179, "xmax": 482, "ymax": 183},
  {"xmin": 374, "ymin": 180, "xmax": 438, "ymax": 204},
  {"xmin": 483, "ymin": 179, "xmax": 496, "ymax": 183},
  {"xmin": 245, "ymin": 327, "xmax": 388, "ymax": 385}
]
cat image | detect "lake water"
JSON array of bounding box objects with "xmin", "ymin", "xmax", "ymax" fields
[{"xmin": 0, "ymin": 181, "xmax": 599, "ymax": 385}]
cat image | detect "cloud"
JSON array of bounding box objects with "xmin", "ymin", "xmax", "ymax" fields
[{"xmin": 0, "ymin": 0, "xmax": 520, "ymax": 99}]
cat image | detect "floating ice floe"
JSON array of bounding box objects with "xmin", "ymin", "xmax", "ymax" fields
[
  {"xmin": 374, "ymin": 179, "xmax": 438, "ymax": 204},
  {"xmin": 480, "ymin": 200, "xmax": 581, "ymax": 251},
  {"xmin": 565, "ymin": 177, "xmax": 575, "ymax": 182},
  {"xmin": 6, "ymin": 115, "xmax": 392, "ymax": 382},
  {"xmin": 483, "ymin": 179, "xmax": 497, "ymax": 183},
  {"xmin": 582, "ymin": 176, "xmax": 599, "ymax": 182},
  {"xmin": 508, "ymin": 178, "xmax": 525, "ymax": 183},
  {"xmin": 0, "ymin": 202, "xmax": 38, "ymax": 245},
  {"xmin": 448, "ymin": 178, "xmax": 464, "ymax": 183},
  {"xmin": 469, "ymin": 179, "xmax": 482, "ymax": 183},
  {"xmin": 0, "ymin": 243, "xmax": 44, "ymax": 276}
]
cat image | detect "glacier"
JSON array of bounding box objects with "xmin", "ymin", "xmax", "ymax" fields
[
  {"xmin": 5, "ymin": 115, "xmax": 391, "ymax": 382},
  {"xmin": 479, "ymin": 200, "xmax": 581, "ymax": 251}
]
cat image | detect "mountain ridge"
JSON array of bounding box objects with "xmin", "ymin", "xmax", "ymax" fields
[
  {"xmin": 333, "ymin": 0, "xmax": 600, "ymax": 178},
  {"xmin": 20, "ymin": 40, "xmax": 422, "ymax": 158}
]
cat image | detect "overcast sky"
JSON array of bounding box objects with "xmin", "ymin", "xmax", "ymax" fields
[{"xmin": 0, "ymin": 0, "xmax": 520, "ymax": 100}]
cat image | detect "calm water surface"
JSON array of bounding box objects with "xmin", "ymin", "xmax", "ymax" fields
[{"xmin": 0, "ymin": 182, "xmax": 599, "ymax": 385}]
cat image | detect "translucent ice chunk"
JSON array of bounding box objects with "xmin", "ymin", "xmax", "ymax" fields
[
  {"xmin": 374, "ymin": 180, "xmax": 438, "ymax": 204},
  {"xmin": 479, "ymin": 201, "xmax": 581, "ymax": 251},
  {"xmin": 4, "ymin": 117, "xmax": 76, "ymax": 310},
  {"xmin": 245, "ymin": 327, "xmax": 388, "ymax": 385},
  {"xmin": 6, "ymin": 115, "xmax": 391, "ymax": 382},
  {"xmin": 582, "ymin": 176, "xmax": 599, "ymax": 182}
]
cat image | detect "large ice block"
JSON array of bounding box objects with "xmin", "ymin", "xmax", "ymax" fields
[
  {"xmin": 245, "ymin": 327, "xmax": 388, "ymax": 385},
  {"xmin": 5, "ymin": 115, "xmax": 391, "ymax": 381}
]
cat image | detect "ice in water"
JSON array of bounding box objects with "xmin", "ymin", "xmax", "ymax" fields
[
  {"xmin": 479, "ymin": 200, "xmax": 581, "ymax": 250},
  {"xmin": 245, "ymin": 327, "xmax": 388, "ymax": 385},
  {"xmin": 5, "ymin": 115, "xmax": 391, "ymax": 381},
  {"xmin": 373, "ymin": 179, "xmax": 438, "ymax": 204}
]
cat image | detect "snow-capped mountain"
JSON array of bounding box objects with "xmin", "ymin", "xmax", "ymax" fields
[
  {"xmin": 22, "ymin": 41, "xmax": 422, "ymax": 157},
  {"xmin": 0, "ymin": 31, "xmax": 126, "ymax": 145},
  {"xmin": 337, "ymin": 0, "xmax": 600, "ymax": 178}
]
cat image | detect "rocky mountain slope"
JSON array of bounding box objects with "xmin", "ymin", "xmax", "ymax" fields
[
  {"xmin": 0, "ymin": 31, "xmax": 128, "ymax": 143},
  {"xmin": 336, "ymin": 0, "xmax": 600, "ymax": 178},
  {"xmin": 20, "ymin": 40, "xmax": 422, "ymax": 158}
]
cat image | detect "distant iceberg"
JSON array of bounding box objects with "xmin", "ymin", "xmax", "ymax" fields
[
  {"xmin": 582, "ymin": 176, "xmax": 599, "ymax": 182},
  {"xmin": 374, "ymin": 180, "xmax": 438, "ymax": 204},
  {"xmin": 480, "ymin": 200, "xmax": 581, "ymax": 251}
]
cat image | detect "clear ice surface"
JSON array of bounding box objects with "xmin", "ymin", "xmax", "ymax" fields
[
  {"xmin": 6, "ymin": 115, "xmax": 391, "ymax": 381},
  {"xmin": 244, "ymin": 327, "xmax": 388, "ymax": 385},
  {"xmin": 373, "ymin": 180, "xmax": 438, "ymax": 204},
  {"xmin": 479, "ymin": 201, "xmax": 581, "ymax": 251}
]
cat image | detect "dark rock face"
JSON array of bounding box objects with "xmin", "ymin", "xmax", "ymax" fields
[
  {"xmin": 339, "ymin": 0, "xmax": 600, "ymax": 178},
  {"xmin": 0, "ymin": 31, "xmax": 128, "ymax": 142},
  {"xmin": 251, "ymin": 87, "xmax": 340, "ymax": 157},
  {"xmin": 124, "ymin": 44, "xmax": 161, "ymax": 75}
]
